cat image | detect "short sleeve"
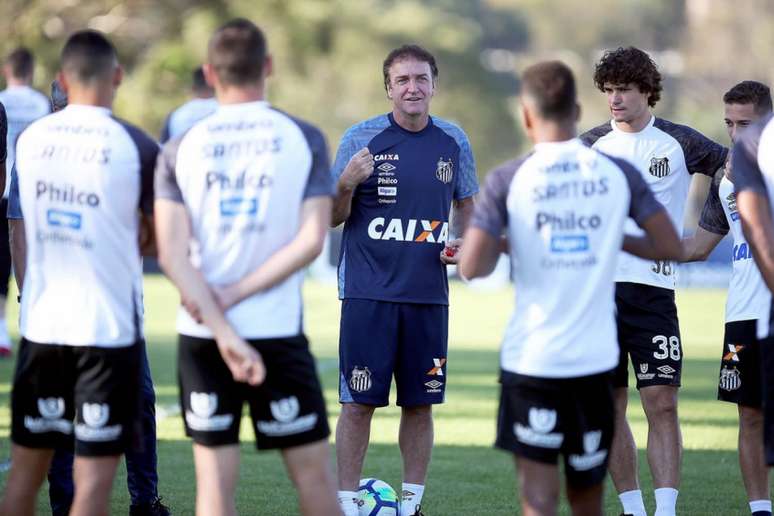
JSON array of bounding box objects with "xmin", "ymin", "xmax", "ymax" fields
[
  {"xmin": 470, "ymin": 157, "xmax": 525, "ymax": 237},
  {"xmin": 604, "ymin": 154, "xmax": 665, "ymax": 225},
  {"xmin": 452, "ymin": 130, "xmax": 478, "ymax": 200},
  {"xmin": 655, "ymin": 119, "xmax": 728, "ymax": 177},
  {"xmin": 734, "ymin": 119, "xmax": 769, "ymax": 196},
  {"xmin": 6, "ymin": 164, "xmax": 22, "ymax": 220},
  {"xmin": 154, "ymin": 138, "xmax": 184, "ymax": 203},
  {"xmin": 331, "ymin": 128, "xmax": 359, "ymax": 183},
  {"xmin": 698, "ymin": 169, "xmax": 729, "ymax": 235},
  {"xmin": 299, "ymin": 125, "xmax": 334, "ymax": 199},
  {"xmin": 0, "ymin": 102, "xmax": 6, "ymax": 164},
  {"xmin": 117, "ymin": 120, "xmax": 160, "ymax": 215}
]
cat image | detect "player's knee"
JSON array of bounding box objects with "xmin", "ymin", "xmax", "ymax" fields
[
  {"xmin": 739, "ymin": 406, "xmax": 764, "ymax": 430},
  {"xmin": 342, "ymin": 402, "xmax": 375, "ymax": 422},
  {"xmin": 401, "ymin": 404, "xmax": 432, "ymax": 419},
  {"xmin": 643, "ymin": 390, "xmax": 678, "ymax": 420}
]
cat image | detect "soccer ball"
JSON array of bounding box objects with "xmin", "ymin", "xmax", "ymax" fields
[{"xmin": 358, "ymin": 478, "xmax": 399, "ymax": 516}]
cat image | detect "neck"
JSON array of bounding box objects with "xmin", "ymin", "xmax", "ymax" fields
[
  {"xmin": 392, "ymin": 109, "xmax": 429, "ymax": 132},
  {"xmin": 66, "ymin": 88, "xmax": 113, "ymax": 109},
  {"xmin": 615, "ymin": 110, "xmax": 652, "ymax": 133},
  {"xmin": 6, "ymin": 77, "xmax": 29, "ymax": 88},
  {"xmin": 216, "ymin": 83, "xmax": 264, "ymax": 105},
  {"xmin": 532, "ymin": 122, "xmax": 576, "ymax": 144},
  {"xmin": 192, "ymin": 91, "xmax": 214, "ymax": 100}
]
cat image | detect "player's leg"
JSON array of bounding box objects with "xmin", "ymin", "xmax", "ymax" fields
[
  {"xmin": 249, "ymin": 335, "xmax": 338, "ymax": 515},
  {"xmin": 0, "ymin": 445, "xmax": 54, "ymax": 516},
  {"xmin": 282, "ymin": 440, "xmax": 341, "ymax": 516},
  {"xmin": 47, "ymin": 448, "xmax": 75, "ymax": 516},
  {"xmin": 71, "ymin": 343, "xmax": 141, "ymax": 516},
  {"xmin": 192, "ymin": 444, "xmax": 240, "ymax": 516},
  {"xmin": 738, "ymin": 406, "xmax": 770, "ymax": 509},
  {"xmin": 70, "ymin": 456, "xmax": 122, "ymax": 516},
  {"xmin": 2, "ymin": 339, "xmax": 75, "ymax": 515},
  {"xmin": 639, "ymin": 385, "xmax": 681, "ymax": 513},
  {"xmin": 563, "ymin": 372, "xmax": 615, "ymax": 516},
  {"xmin": 178, "ymin": 335, "xmax": 244, "ymax": 516},
  {"xmin": 394, "ymin": 303, "xmax": 447, "ymax": 515},
  {"xmin": 125, "ymin": 340, "xmax": 169, "ymax": 515},
  {"xmin": 336, "ymin": 299, "xmax": 397, "ymax": 515},
  {"xmin": 609, "ymin": 285, "xmax": 646, "ymax": 516},
  {"xmin": 515, "ymin": 456, "xmax": 560, "ymax": 516}
]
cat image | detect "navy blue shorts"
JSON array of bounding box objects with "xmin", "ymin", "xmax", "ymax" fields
[{"xmin": 338, "ymin": 299, "xmax": 448, "ymax": 407}]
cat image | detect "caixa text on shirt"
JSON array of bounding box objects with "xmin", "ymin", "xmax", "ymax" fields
[
  {"xmin": 201, "ymin": 137, "xmax": 281, "ymax": 159},
  {"xmin": 206, "ymin": 170, "xmax": 274, "ymax": 190},
  {"xmin": 36, "ymin": 181, "xmax": 100, "ymax": 207},
  {"xmin": 367, "ymin": 217, "xmax": 449, "ymax": 243}
]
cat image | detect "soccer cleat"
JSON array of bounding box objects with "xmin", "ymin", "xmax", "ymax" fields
[
  {"xmin": 129, "ymin": 497, "xmax": 171, "ymax": 516},
  {"xmin": 410, "ymin": 505, "xmax": 425, "ymax": 516}
]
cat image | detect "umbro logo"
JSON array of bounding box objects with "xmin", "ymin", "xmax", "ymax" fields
[
  {"xmin": 377, "ymin": 162, "xmax": 396, "ymax": 173},
  {"xmin": 657, "ymin": 365, "xmax": 676, "ymax": 375}
]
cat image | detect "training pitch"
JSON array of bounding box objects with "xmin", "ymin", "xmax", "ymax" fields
[{"xmin": 0, "ymin": 277, "xmax": 757, "ymax": 514}]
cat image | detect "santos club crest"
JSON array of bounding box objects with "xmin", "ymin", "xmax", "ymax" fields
[
  {"xmin": 649, "ymin": 156, "xmax": 670, "ymax": 178},
  {"xmin": 436, "ymin": 158, "xmax": 453, "ymax": 184}
]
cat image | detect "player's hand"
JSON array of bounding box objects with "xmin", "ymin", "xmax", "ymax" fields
[
  {"xmin": 212, "ymin": 284, "xmax": 242, "ymax": 311},
  {"xmin": 181, "ymin": 296, "xmax": 204, "ymax": 324},
  {"xmin": 215, "ymin": 331, "xmax": 266, "ymax": 386},
  {"xmin": 339, "ymin": 147, "xmax": 374, "ymax": 190},
  {"xmin": 440, "ymin": 238, "xmax": 463, "ymax": 265}
]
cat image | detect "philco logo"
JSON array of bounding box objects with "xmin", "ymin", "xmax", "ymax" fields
[
  {"xmin": 649, "ymin": 156, "xmax": 670, "ymax": 178},
  {"xmin": 436, "ymin": 158, "xmax": 453, "ymax": 184},
  {"xmin": 367, "ymin": 217, "xmax": 448, "ymax": 243}
]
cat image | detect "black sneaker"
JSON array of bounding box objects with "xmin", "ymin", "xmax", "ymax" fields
[
  {"xmin": 130, "ymin": 497, "xmax": 171, "ymax": 516},
  {"xmin": 410, "ymin": 505, "xmax": 425, "ymax": 516}
]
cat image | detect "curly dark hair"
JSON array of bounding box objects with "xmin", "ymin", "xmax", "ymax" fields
[{"xmin": 593, "ymin": 47, "xmax": 662, "ymax": 107}]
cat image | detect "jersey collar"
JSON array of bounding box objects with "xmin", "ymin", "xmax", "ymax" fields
[
  {"xmin": 610, "ymin": 114, "xmax": 655, "ymax": 135},
  {"xmin": 387, "ymin": 112, "xmax": 434, "ymax": 136},
  {"xmin": 533, "ymin": 137, "xmax": 584, "ymax": 152},
  {"xmin": 63, "ymin": 104, "xmax": 112, "ymax": 116}
]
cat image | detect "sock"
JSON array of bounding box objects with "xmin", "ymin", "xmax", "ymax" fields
[
  {"xmin": 400, "ymin": 483, "xmax": 425, "ymax": 515},
  {"xmin": 750, "ymin": 499, "xmax": 772, "ymax": 515},
  {"xmin": 619, "ymin": 490, "xmax": 647, "ymax": 516},
  {"xmin": 654, "ymin": 487, "xmax": 678, "ymax": 516},
  {"xmin": 337, "ymin": 490, "xmax": 359, "ymax": 516}
]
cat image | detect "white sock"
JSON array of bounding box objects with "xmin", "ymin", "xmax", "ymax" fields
[
  {"xmin": 400, "ymin": 483, "xmax": 424, "ymax": 516},
  {"xmin": 750, "ymin": 499, "xmax": 772, "ymax": 514},
  {"xmin": 337, "ymin": 490, "xmax": 359, "ymax": 516},
  {"xmin": 619, "ymin": 490, "xmax": 647, "ymax": 516},
  {"xmin": 654, "ymin": 487, "xmax": 678, "ymax": 516}
]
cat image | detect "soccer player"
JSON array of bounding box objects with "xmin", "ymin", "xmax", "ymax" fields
[
  {"xmin": 6, "ymin": 79, "xmax": 170, "ymax": 516},
  {"xmin": 0, "ymin": 101, "xmax": 6, "ymax": 205},
  {"xmin": 580, "ymin": 46, "xmax": 728, "ymax": 516},
  {"xmin": 159, "ymin": 66, "xmax": 218, "ymax": 143},
  {"xmin": 681, "ymin": 80, "xmax": 772, "ymax": 516},
  {"xmin": 0, "ymin": 30, "xmax": 157, "ymax": 516},
  {"xmin": 154, "ymin": 18, "xmax": 340, "ymax": 516},
  {"xmin": 332, "ymin": 44, "xmax": 478, "ymax": 516},
  {"xmin": 0, "ymin": 47, "xmax": 50, "ymax": 356},
  {"xmin": 459, "ymin": 60, "xmax": 681, "ymax": 516}
]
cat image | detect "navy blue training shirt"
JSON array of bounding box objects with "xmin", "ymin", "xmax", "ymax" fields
[{"xmin": 333, "ymin": 113, "xmax": 478, "ymax": 305}]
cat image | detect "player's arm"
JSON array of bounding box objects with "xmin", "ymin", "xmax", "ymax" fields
[
  {"xmin": 7, "ymin": 165, "xmax": 25, "ymax": 291},
  {"xmin": 138, "ymin": 212, "xmax": 156, "ymax": 257},
  {"xmin": 155, "ymin": 199, "xmax": 265, "ymax": 385},
  {"xmin": 442, "ymin": 135, "xmax": 480, "ymax": 264},
  {"xmin": 622, "ymin": 211, "xmax": 682, "ymax": 260},
  {"xmin": 214, "ymin": 196, "xmax": 332, "ymax": 307},
  {"xmin": 331, "ymin": 147, "xmax": 373, "ymax": 226},
  {"xmin": 458, "ymin": 227, "xmax": 500, "ymax": 279},
  {"xmin": 680, "ymin": 227, "xmax": 724, "ymax": 262},
  {"xmin": 440, "ymin": 196, "xmax": 476, "ymax": 265},
  {"xmin": 738, "ymin": 191, "xmax": 774, "ymax": 291}
]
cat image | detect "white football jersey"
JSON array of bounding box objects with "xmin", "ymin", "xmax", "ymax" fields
[
  {"xmin": 698, "ymin": 171, "xmax": 771, "ymax": 323},
  {"xmin": 16, "ymin": 104, "xmax": 157, "ymax": 347},
  {"xmin": 0, "ymin": 85, "xmax": 50, "ymax": 196},
  {"xmin": 582, "ymin": 116, "xmax": 727, "ymax": 289},
  {"xmin": 471, "ymin": 139, "xmax": 663, "ymax": 378},
  {"xmin": 155, "ymin": 101, "xmax": 333, "ymax": 339}
]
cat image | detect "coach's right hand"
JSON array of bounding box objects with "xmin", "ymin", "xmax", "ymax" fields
[
  {"xmin": 340, "ymin": 147, "xmax": 374, "ymax": 189},
  {"xmin": 216, "ymin": 330, "xmax": 266, "ymax": 386}
]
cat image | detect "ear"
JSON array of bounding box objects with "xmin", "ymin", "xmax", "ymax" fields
[
  {"xmin": 386, "ymin": 82, "xmax": 393, "ymax": 100},
  {"xmin": 56, "ymin": 71, "xmax": 69, "ymax": 94},
  {"xmin": 263, "ymin": 54, "xmax": 273, "ymax": 80},
  {"xmin": 113, "ymin": 65, "xmax": 124, "ymax": 88},
  {"xmin": 202, "ymin": 63, "xmax": 218, "ymax": 90},
  {"xmin": 574, "ymin": 102, "xmax": 581, "ymax": 123},
  {"xmin": 519, "ymin": 99, "xmax": 532, "ymax": 131}
]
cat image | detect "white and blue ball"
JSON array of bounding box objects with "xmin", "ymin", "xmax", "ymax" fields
[{"xmin": 357, "ymin": 478, "xmax": 399, "ymax": 516}]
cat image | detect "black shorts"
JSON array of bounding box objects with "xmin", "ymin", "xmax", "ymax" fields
[
  {"xmin": 178, "ymin": 334, "xmax": 330, "ymax": 449},
  {"xmin": 718, "ymin": 320, "xmax": 762, "ymax": 407},
  {"xmin": 0, "ymin": 198, "xmax": 10, "ymax": 297},
  {"xmin": 614, "ymin": 282, "xmax": 682, "ymax": 389},
  {"xmin": 495, "ymin": 370, "xmax": 614, "ymax": 488},
  {"xmin": 11, "ymin": 338, "xmax": 141, "ymax": 456}
]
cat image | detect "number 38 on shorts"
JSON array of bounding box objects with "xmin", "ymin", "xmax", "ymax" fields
[{"xmin": 652, "ymin": 335, "xmax": 681, "ymax": 361}]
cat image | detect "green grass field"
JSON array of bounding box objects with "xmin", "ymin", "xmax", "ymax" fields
[{"xmin": 0, "ymin": 277, "xmax": 759, "ymax": 514}]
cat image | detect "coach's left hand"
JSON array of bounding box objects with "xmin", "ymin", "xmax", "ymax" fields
[{"xmin": 440, "ymin": 238, "xmax": 463, "ymax": 265}]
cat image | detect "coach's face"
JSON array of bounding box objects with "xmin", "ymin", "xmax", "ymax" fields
[
  {"xmin": 604, "ymin": 82, "xmax": 650, "ymax": 125},
  {"xmin": 387, "ymin": 58, "xmax": 435, "ymax": 119},
  {"xmin": 724, "ymin": 102, "xmax": 758, "ymax": 143}
]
